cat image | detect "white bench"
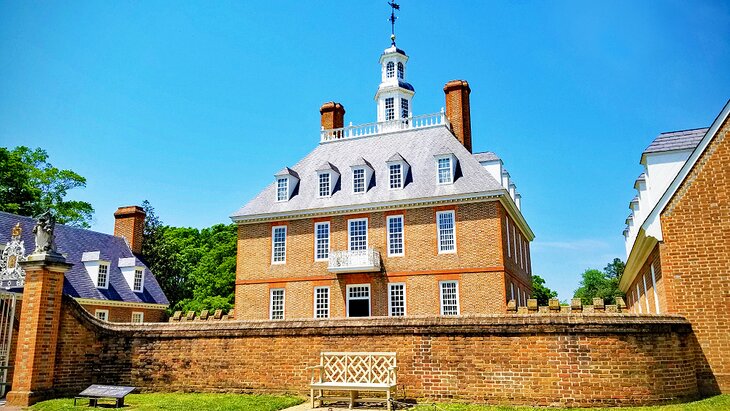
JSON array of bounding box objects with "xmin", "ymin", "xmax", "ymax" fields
[{"xmin": 308, "ymin": 352, "xmax": 398, "ymax": 410}]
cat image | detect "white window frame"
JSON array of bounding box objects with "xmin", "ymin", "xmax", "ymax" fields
[
  {"xmin": 642, "ymin": 273, "xmax": 651, "ymax": 314},
  {"xmin": 348, "ymin": 218, "xmax": 368, "ymax": 251},
  {"xmin": 397, "ymin": 62, "xmax": 404, "ymax": 79},
  {"xmin": 314, "ymin": 222, "xmax": 330, "ymax": 262},
  {"xmin": 271, "ymin": 225, "xmax": 287, "ymax": 264},
  {"xmin": 387, "ymin": 215, "xmax": 404, "ymax": 257},
  {"xmin": 439, "ymin": 280, "xmax": 460, "ymax": 316},
  {"xmin": 131, "ymin": 311, "xmax": 144, "ymax": 323},
  {"xmin": 314, "ymin": 286, "xmax": 330, "ymax": 319},
  {"xmin": 97, "ymin": 263, "xmax": 110, "ymax": 289},
  {"xmin": 318, "ymin": 172, "xmax": 331, "ymax": 198},
  {"xmin": 505, "ymin": 217, "xmax": 511, "ymax": 257},
  {"xmin": 270, "ymin": 288, "xmax": 285, "ymax": 320},
  {"xmin": 346, "ymin": 284, "xmax": 371, "ymax": 317},
  {"xmin": 276, "ymin": 178, "xmax": 288, "ymax": 202},
  {"xmin": 95, "ymin": 309, "xmax": 109, "ymax": 321},
  {"xmin": 388, "ymin": 283, "xmax": 406, "ymax": 317},
  {"xmin": 436, "ymin": 156, "xmax": 453, "ymax": 184},
  {"xmin": 650, "ymin": 263, "xmax": 660, "ymax": 313},
  {"xmin": 400, "ymin": 98, "xmax": 409, "ymax": 119},
  {"xmin": 132, "ymin": 268, "xmax": 144, "ymax": 292},
  {"xmin": 510, "ymin": 282, "xmax": 515, "ymax": 301},
  {"xmin": 436, "ymin": 210, "xmax": 456, "ymax": 254},
  {"xmin": 635, "ymin": 284, "xmax": 643, "ymax": 314},
  {"xmin": 352, "ymin": 167, "xmax": 366, "ymax": 194},
  {"xmin": 386, "ymin": 61, "xmax": 395, "ymax": 78},
  {"xmin": 389, "ymin": 163, "xmax": 403, "ymax": 189}
]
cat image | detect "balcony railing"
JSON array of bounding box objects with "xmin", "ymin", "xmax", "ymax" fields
[
  {"xmin": 328, "ymin": 248, "xmax": 381, "ymax": 273},
  {"xmin": 320, "ymin": 111, "xmax": 450, "ymax": 143}
]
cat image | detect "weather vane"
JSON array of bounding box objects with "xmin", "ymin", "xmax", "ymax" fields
[{"xmin": 388, "ymin": 2, "xmax": 400, "ymax": 45}]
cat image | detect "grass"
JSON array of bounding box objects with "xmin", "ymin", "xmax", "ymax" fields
[
  {"xmin": 410, "ymin": 395, "xmax": 730, "ymax": 411},
  {"xmin": 30, "ymin": 393, "xmax": 304, "ymax": 411}
]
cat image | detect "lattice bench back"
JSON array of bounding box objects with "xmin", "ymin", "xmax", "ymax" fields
[{"xmin": 320, "ymin": 352, "xmax": 397, "ymax": 385}]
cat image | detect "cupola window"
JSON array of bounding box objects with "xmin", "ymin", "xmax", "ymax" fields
[
  {"xmin": 385, "ymin": 98, "xmax": 395, "ymax": 121},
  {"xmin": 397, "ymin": 62, "xmax": 404, "ymax": 79},
  {"xmin": 400, "ymin": 98, "xmax": 409, "ymax": 119},
  {"xmin": 386, "ymin": 61, "xmax": 395, "ymax": 78}
]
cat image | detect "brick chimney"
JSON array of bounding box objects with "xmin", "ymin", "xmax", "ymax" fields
[
  {"xmin": 320, "ymin": 102, "xmax": 345, "ymax": 130},
  {"xmin": 114, "ymin": 205, "xmax": 145, "ymax": 255},
  {"xmin": 443, "ymin": 80, "xmax": 472, "ymax": 152}
]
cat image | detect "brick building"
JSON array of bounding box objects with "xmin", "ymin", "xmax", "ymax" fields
[
  {"xmin": 231, "ymin": 42, "xmax": 534, "ymax": 320},
  {"xmin": 620, "ymin": 99, "xmax": 730, "ymax": 393},
  {"xmin": 0, "ymin": 206, "xmax": 169, "ymax": 322}
]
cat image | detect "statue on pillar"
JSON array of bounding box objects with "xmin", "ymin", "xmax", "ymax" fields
[{"xmin": 32, "ymin": 210, "xmax": 57, "ymax": 254}]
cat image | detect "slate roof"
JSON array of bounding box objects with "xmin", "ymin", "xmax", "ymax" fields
[
  {"xmin": 643, "ymin": 128, "xmax": 708, "ymax": 155},
  {"xmin": 232, "ymin": 126, "xmax": 506, "ymax": 219},
  {"xmin": 0, "ymin": 211, "xmax": 169, "ymax": 306},
  {"xmin": 473, "ymin": 151, "xmax": 500, "ymax": 162}
]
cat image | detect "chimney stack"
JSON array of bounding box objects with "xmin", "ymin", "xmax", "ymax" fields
[
  {"xmin": 114, "ymin": 205, "xmax": 146, "ymax": 255},
  {"xmin": 443, "ymin": 80, "xmax": 472, "ymax": 152},
  {"xmin": 320, "ymin": 102, "xmax": 346, "ymax": 130}
]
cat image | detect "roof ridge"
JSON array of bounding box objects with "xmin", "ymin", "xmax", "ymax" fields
[
  {"xmin": 0, "ymin": 210, "xmax": 121, "ymax": 241},
  {"xmin": 659, "ymin": 127, "xmax": 709, "ymax": 135}
]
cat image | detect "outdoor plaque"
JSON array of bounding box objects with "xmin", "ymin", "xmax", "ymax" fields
[{"xmin": 75, "ymin": 385, "xmax": 136, "ymax": 408}]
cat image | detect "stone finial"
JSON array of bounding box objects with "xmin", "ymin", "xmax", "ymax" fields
[
  {"xmin": 507, "ymin": 299, "xmax": 517, "ymax": 312},
  {"xmin": 213, "ymin": 309, "xmax": 223, "ymax": 320},
  {"xmin": 593, "ymin": 298, "xmax": 605, "ymax": 311},
  {"xmin": 571, "ymin": 298, "xmax": 583, "ymax": 312},
  {"xmin": 616, "ymin": 297, "xmax": 627, "ymax": 311},
  {"xmin": 32, "ymin": 210, "xmax": 57, "ymax": 254},
  {"xmin": 527, "ymin": 299, "xmax": 538, "ymax": 312},
  {"xmin": 549, "ymin": 298, "xmax": 560, "ymax": 312},
  {"xmin": 171, "ymin": 311, "xmax": 182, "ymax": 321},
  {"xmin": 199, "ymin": 310, "xmax": 209, "ymax": 321},
  {"xmin": 186, "ymin": 311, "xmax": 195, "ymax": 321}
]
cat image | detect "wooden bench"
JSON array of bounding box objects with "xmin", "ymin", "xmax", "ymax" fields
[{"xmin": 308, "ymin": 352, "xmax": 397, "ymax": 410}]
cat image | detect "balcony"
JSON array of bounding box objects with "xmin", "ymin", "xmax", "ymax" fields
[
  {"xmin": 328, "ymin": 248, "xmax": 381, "ymax": 274},
  {"xmin": 320, "ymin": 111, "xmax": 450, "ymax": 143}
]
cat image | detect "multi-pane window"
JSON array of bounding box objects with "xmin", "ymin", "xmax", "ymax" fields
[
  {"xmin": 386, "ymin": 61, "xmax": 395, "ymax": 78},
  {"xmin": 270, "ymin": 288, "xmax": 285, "ymax": 320},
  {"xmin": 397, "ymin": 62, "xmax": 404, "ymax": 79},
  {"xmin": 314, "ymin": 286, "xmax": 330, "ymax": 319},
  {"xmin": 388, "ymin": 283, "xmax": 406, "ymax": 317},
  {"xmin": 97, "ymin": 263, "xmax": 109, "ymax": 288},
  {"xmin": 440, "ymin": 281, "xmax": 459, "ymax": 316},
  {"xmin": 385, "ymin": 97, "xmax": 395, "ymax": 121},
  {"xmin": 348, "ymin": 219, "xmax": 368, "ymax": 251},
  {"xmin": 437, "ymin": 211, "xmax": 456, "ymax": 253},
  {"xmin": 437, "ymin": 157, "xmax": 452, "ymax": 184},
  {"xmin": 347, "ymin": 284, "xmax": 370, "ymax": 317},
  {"xmin": 387, "ymin": 215, "xmax": 404, "ymax": 256},
  {"xmin": 505, "ymin": 217, "xmax": 511, "ymax": 257},
  {"xmin": 319, "ymin": 173, "xmax": 331, "ymax": 197},
  {"xmin": 400, "ymin": 98, "xmax": 409, "ymax": 119},
  {"xmin": 133, "ymin": 268, "xmax": 144, "ymax": 292},
  {"xmin": 131, "ymin": 312, "xmax": 144, "ymax": 323},
  {"xmin": 389, "ymin": 164, "xmax": 402, "ymax": 189},
  {"xmin": 353, "ymin": 168, "xmax": 365, "ymax": 193},
  {"xmin": 314, "ymin": 222, "xmax": 330, "ymax": 261},
  {"xmin": 95, "ymin": 310, "xmax": 108, "ymax": 321},
  {"xmin": 272, "ymin": 226, "xmax": 287, "ymax": 263},
  {"xmin": 276, "ymin": 178, "xmax": 288, "ymax": 202}
]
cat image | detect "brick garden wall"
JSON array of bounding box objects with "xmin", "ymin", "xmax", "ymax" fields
[{"xmin": 48, "ymin": 296, "xmax": 703, "ymax": 407}]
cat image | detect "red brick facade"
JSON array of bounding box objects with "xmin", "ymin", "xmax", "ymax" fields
[
  {"xmin": 113, "ymin": 206, "xmax": 146, "ymax": 255},
  {"xmin": 79, "ymin": 303, "xmax": 166, "ymax": 323},
  {"xmin": 235, "ymin": 201, "xmax": 532, "ymax": 320}
]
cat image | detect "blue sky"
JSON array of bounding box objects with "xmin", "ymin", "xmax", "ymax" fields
[{"xmin": 1, "ymin": 1, "xmax": 728, "ymax": 300}]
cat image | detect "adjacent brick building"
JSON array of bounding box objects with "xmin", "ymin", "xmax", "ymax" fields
[
  {"xmin": 620, "ymin": 99, "xmax": 730, "ymax": 393},
  {"xmin": 231, "ymin": 42, "xmax": 534, "ymax": 320},
  {"xmin": 0, "ymin": 207, "xmax": 169, "ymax": 323}
]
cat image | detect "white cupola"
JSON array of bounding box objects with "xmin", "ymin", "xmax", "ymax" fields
[{"xmin": 375, "ymin": 45, "xmax": 415, "ymax": 123}]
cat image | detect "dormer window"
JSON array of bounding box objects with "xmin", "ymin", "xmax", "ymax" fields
[
  {"xmin": 319, "ymin": 173, "xmax": 331, "ymax": 197},
  {"xmin": 385, "ymin": 98, "xmax": 395, "ymax": 121},
  {"xmin": 353, "ymin": 168, "xmax": 365, "ymax": 193},
  {"xmin": 397, "ymin": 62, "xmax": 404, "ymax": 79},
  {"xmin": 133, "ymin": 268, "xmax": 144, "ymax": 292},
  {"xmin": 97, "ymin": 263, "xmax": 109, "ymax": 288},
  {"xmin": 386, "ymin": 61, "xmax": 395, "ymax": 78},
  {"xmin": 276, "ymin": 178, "xmax": 288, "ymax": 202},
  {"xmin": 389, "ymin": 164, "xmax": 402, "ymax": 189},
  {"xmin": 434, "ymin": 150, "xmax": 458, "ymax": 185}
]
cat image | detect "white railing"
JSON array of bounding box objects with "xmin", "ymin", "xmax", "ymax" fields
[
  {"xmin": 328, "ymin": 248, "xmax": 381, "ymax": 273},
  {"xmin": 320, "ymin": 111, "xmax": 450, "ymax": 143}
]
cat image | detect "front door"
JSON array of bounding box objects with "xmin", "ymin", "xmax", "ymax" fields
[{"xmin": 347, "ymin": 284, "xmax": 370, "ymax": 317}]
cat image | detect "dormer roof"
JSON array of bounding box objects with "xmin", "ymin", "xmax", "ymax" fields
[
  {"xmin": 275, "ymin": 167, "xmax": 299, "ymax": 178},
  {"xmin": 316, "ymin": 162, "xmax": 340, "ymax": 173},
  {"xmin": 387, "ymin": 152, "xmax": 407, "ymax": 163},
  {"xmin": 640, "ymin": 128, "xmax": 708, "ymax": 163},
  {"xmin": 351, "ymin": 157, "xmax": 373, "ymax": 169}
]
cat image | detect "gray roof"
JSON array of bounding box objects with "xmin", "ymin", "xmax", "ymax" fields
[
  {"xmin": 643, "ymin": 128, "xmax": 708, "ymax": 155},
  {"xmin": 473, "ymin": 151, "xmax": 500, "ymax": 162},
  {"xmin": 232, "ymin": 126, "xmax": 506, "ymax": 219},
  {"xmin": 0, "ymin": 211, "xmax": 169, "ymax": 306}
]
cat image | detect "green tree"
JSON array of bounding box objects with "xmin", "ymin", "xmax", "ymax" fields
[
  {"xmin": 0, "ymin": 146, "xmax": 93, "ymax": 227},
  {"xmin": 531, "ymin": 274, "xmax": 558, "ymax": 305},
  {"xmin": 604, "ymin": 258, "xmax": 625, "ymax": 279},
  {"xmin": 573, "ymin": 259, "xmax": 626, "ymax": 305}
]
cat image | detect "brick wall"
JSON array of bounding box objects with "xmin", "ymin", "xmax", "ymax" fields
[
  {"xmin": 625, "ymin": 244, "xmax": 665, "ymax": 315},
  {"xmin": 49, "ymin": 297, "xmax": 701, "ymax": 407},
  {"xmin": 235, "ymin": 201, "xmax": 531, "ymax": 319},
  {"xmin": 658, "ymin": 115, "xmax": 730, "ymax": 393},
  {"xmin": 79, "ymin": 303, "xmax": 166, "ymax": 323}
]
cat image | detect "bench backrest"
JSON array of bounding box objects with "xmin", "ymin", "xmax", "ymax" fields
[{"xmin": 320, "ymin": 352, "xmax": 397, "ymax": 385}]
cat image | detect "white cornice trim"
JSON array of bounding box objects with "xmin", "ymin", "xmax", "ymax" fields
[
  {"xmin": 73, "ymin": 297, "xmax": 168, "ymax": 310},
  {"xmin": 620, "ymin": 229, "xmax": 658, "ymax": 291}
]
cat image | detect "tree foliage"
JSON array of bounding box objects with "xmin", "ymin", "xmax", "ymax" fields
[
  {"xmin": 0, "ymin": 146, "xmax": 93, "ymax": 227},
  {"xmin": 573, "ymin": 259, "xmax": 626, "ymax": 305},
  {"xmin": 531, "ymin": 274, "xmax": 558, "ymax": 305},
  {"xmin": 140, "ymin": 201, "xmax": 236, "ymax": 314}
]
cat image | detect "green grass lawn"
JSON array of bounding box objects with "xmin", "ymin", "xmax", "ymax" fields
[
  {"xmin": 410, "ymin": 395, "xmax": 730, "ymax": 411},
  {"xmin": 30, "ymin": 393, "xmax": 304, "ymax": 411}
]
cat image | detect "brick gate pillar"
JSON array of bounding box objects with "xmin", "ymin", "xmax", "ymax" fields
[{"xmin": 6, "ymin": 252, "xmax": 72, "ymax": 406}]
